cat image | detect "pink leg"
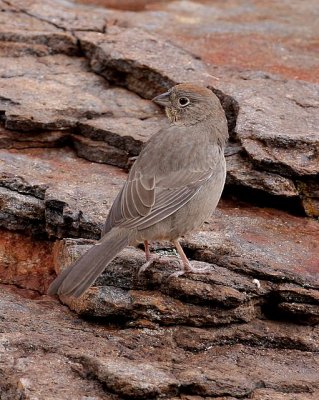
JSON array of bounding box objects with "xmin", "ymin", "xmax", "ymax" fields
[
  {"xmin": 173, "ymin": 240, "xmax": 192, "ymax": 272},
  {"xmin": 144, "ymin": 240, "xmax": 151, "ymax": 261},
  {"xmin": 171, "ymin": 239, "xmax": 212, "ymax": 278},
  {"xmin": 138, "ymin": 240, "xmax": 179, "ymax": 278}
]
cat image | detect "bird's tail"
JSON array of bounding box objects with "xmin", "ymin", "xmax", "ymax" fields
[{"xmin": 48, "ymin": 228, "xmax": 129, "ymax": 298}]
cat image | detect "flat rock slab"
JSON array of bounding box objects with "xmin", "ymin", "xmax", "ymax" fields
[
  {"xmin": 0, "ymin": 0, "xmax": 318, "ymax": 217},
  {"xmin": 185, "ymin": 201, "xmax": 319, "ymax": 289},
  {"xmin": 0, "ymin": 55, "xmax": 158, "ymax": 132},
  {"xmin": 213, "ymin": 74, "xmax": 319, "ymax": 217},
  {"xmin": 0, "ymin": 147, "xmax": 127, "ymax": 238},
  {"xmin": 0, "ymin": 285, "xmax": 318, "ymax": 399},
  {"xmin": 214, "ymin": 76, "xmax": 319, "ymax": 178},
  {"xmin": 77, "ymin": 25, "xmax": 211, "ymax": 99},
  {"xmin": 119, "ymin": 0, "xmax": 319, "ymax": 83},
  {"xmin": 4, "ymin": 0, "xmax": 112, "ymax": 32},
  {"xmin": 52, "ymin": 230, "xmax": 318, "ymax": 326}
]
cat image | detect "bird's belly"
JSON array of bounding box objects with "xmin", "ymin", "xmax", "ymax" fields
[{"xmin": 136, "ymin": 159, "xmax": 226, "ymax": 242}]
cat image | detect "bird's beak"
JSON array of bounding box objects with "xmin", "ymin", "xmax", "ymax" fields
[{"xmin": 152, "ymin": 91, "xmax": 171, "ymax": 107}]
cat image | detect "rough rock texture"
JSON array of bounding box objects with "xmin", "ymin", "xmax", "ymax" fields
[
  {"xmin": 76, "ymin": 26, "xmax": 211, "ymax": 99},
  {"xmin": 213, "ymin": 76, "xmax": 319, "ymax": 217},
  {"xmin": 116, "ymin": 0, "xmax": 319, "ymax": 83},
  {"xmin": 1, "ymin": 0, "xmax": 318, "ymax": 216},
  {"xmin": 0, "ymin": 0, "xmax": 319, "ymax": 399},
  {"xmin": 0, "ymin": 147, "xmax": 127, "ymax": 238},
  {"xmin": 1, "ymin": 285, "xmax": 319, "ymax": 400}
]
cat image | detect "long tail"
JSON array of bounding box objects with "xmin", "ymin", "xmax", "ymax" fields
[{"xmin": 48, "ymin": 228, "xmax": 129, "ymax": 297}]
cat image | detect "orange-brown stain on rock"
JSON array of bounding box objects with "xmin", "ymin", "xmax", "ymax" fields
[{"xmin": 0, "ymin": 229, "xmax": 55, "ymax": 293}]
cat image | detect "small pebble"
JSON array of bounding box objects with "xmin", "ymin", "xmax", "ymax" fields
[{"xmin": 253, "ymin": 278, "xmax": 261, "ymax": 289}]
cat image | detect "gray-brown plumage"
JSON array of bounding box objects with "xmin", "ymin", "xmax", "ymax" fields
[{"xmin": 48, "ymin": 83, "xmax": 228, "ymax": 297}]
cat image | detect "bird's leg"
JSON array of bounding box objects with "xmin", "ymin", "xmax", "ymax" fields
[
  {"xmin": 173, "ymin": 240, "xmax": 193, "ymax": 272},
  {"xmin": 169, "ymin": 239, "xmax": 213, "ymax": 278},
  {"xmin": 144, "ymin": 240, "xmax": 151, "ymax": 262},
  {"xmin": 138, "ymin": 240, "xmax": 156, "ymax": 278},
  {"xmin": 138, "ymin": 240, "xmax": 180, "ymax": 278}
]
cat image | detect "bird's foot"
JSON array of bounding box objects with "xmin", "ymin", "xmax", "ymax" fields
[
  {"xmin": 167, "ymin": 262, "xmax": 213, "ymax": 280},
  {"xmin": 137, "ymin": 255, "xmax": 180, "ymax": 279}
]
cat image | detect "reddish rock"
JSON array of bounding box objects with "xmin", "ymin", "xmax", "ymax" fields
[
  {"xmin": 0, "ymin": 230, "xmax": 54, "ymax": 293},
  {"xmin": 78, "ymin": 116, "xmax": 166, "ymax": 156},
  {"xmin": 7, "ymin": 0, "xmax": 111, "ymax": 32},
  {"xmin": 117, "ymin": 0, "xmax": 319, "ymax": 83},
  {"xmin": 76, "ymin": 26, "xmax": 211, "ymax": 99},
  {"xmin": 83, "ymin": 356, "xmax": 179, "ymax": 398},
  {"xmin": 0, "ymin": 1, "xmax": 319, "ymax": 398},
  {"xmin": 0, "ymin": 147, "xmax": 125, "ymax": 237},
  {"xmin": 185, "ymin": 201, "xmax": 319, "ymax": 288},
  {"xmin": 51, "ymin": 227, "xmax": 318, "ymax": 326},
  {"xmin": 0, "ymin": 55, "xmax": 157, "ymax": 131},
  {"xmin": 1, "ymin": 285, "xmax": 318, "ymax": 399}
]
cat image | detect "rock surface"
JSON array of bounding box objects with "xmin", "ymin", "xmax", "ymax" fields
[
  {"xmin": 114, "ymin": 0, "xmax": 319, "ymax": 83},
  {"xmin": 1, "ymin": 0, "xmax": 318, "ymax": 216},
  {"xmin": 1, "ymin": 285, "xmax": 319, "ymax": 400},
  {"xmin": 0, "ymin": 0, "xmax": 319, "ymax": 399}
]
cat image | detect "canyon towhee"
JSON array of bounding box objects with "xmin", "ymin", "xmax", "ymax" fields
[{"xmin": 48, "ymin": 83, "xmax": 228, "ymax": 297}]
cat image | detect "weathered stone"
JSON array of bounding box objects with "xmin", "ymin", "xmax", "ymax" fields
[
  {"xmin": 0, "ymin": 54, "xmax": 87, "ymax": 78},
  {"xmin": 0, "ymin": 31, "xmax": 79, "ymax": 57},
  {"xmin": 51, "ymin": 234, "xmax": 319, "ymax": 327},
  {"xmin": 226, "ymin": 153, "xmax": 298, "ymax": 197},
  {"xmin": 0, "ymin": 229, "xmax": 54, "ymax": 292},
  {"xmin": 225, "ymin": 151, "xmax": 302, "ymax": 211},
  {"xmin": 214, "ymin": 76, "xmax": 319, "ymax": 216},
  {"xmin": 121, "ymin": 0, "xmax": 319, "ymax": 83},
  {"xmin": 0, "ymin": 147, "xmax": 126, "ymax": 238},
  {"xmin": 62, "ymin": 285, "xmax": 257, "ymax": 327},
  {"xmin": 7, "ymin": 0, "xmax": 111, "ymax": 32},
  {"xmin": 0, "ymin": 4, "xmax": 79, "ymax": 57},
  {"xmin": 76, "ymin": 26, "xmax": 211, "ymax": 99},
  {"xmin": 277, "ymin": 302, "xmax": 319, "ymax": 326},
  {"xmin": 296, "ymin": 178, "xmax": 319, "ymax": 218},
  {"xmin": 185, "ymin": 202, "xmax": 319, "ymax": 288},
  {"xmin": 0, "ymin": 186, "xmax": 45, "ymax": 233},
  {"xmin": 72, "ymin": 134, "xmax": 129, "ymax": 168},
  {"xmin": 250, "ymin": 388, "xmax": 317, "ymax": 400},
  {"xmin": 173, "ymin": 319, "xmax": 319, "ymax": 353},
  {"xmin": 83, "ymin": 356, "xmax": 179, "ymax": 398},
  {"xmin": 0, "ymin": 54, "xmax": 158, "ymax": 132},
  {"xmin": 220, "ymin": 77, "xmax": 319, "ymax": 178},
  {"xmin": 1, "ymin": 285, "xmax": 318, "ymax": 399},
  {"xmin": 78, "ymin": 116, "xmax": 166, "ymax": 156},
  {"xmin": 175, "ymin": 345, "xmax": 319, "ymax": 397},
  {"xmin": 0, "ymin": 126, "xmax": 68, "ymax": 149}
]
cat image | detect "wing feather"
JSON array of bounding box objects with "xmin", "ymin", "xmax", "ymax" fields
[{"xmin": 103, "ymin": 124, "xmax": 219, "ymax": 235}]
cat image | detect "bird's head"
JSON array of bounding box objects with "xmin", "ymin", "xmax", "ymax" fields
[{"xmin": 152, "ymin": 83, "xmax": 224, "ymax": 125}]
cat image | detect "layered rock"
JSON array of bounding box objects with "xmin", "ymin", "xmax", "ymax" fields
[
  {"xmin": 0, "ymin": 0, "xmax": 319, "ymax": 399},
  {"xmin": 1, "ymin": 0, "xmax": 318, "ymax": 216},
  {"xmin": 1, "ymin": 285, "xmax": 318, "ymax": 399}
]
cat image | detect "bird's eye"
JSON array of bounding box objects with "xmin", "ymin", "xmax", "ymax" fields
[{"xmin": 178, "ymin": 97, "xmax": 190, "ymax": 107}]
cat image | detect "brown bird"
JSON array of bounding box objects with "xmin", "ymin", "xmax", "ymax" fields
[{"xmin": 48, "ymin": 83, "xmax": 228, "ymax": 297}]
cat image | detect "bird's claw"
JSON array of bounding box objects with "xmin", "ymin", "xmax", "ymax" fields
[
  {"xmin": 138, "ymin": 255, "xmax": 181, "ymax": 279},
  {"xmin": 167, "ymin": 264, "xmax": 213, "ymax": 280}
]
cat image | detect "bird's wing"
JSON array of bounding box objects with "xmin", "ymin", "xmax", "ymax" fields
[
  {"xmin": 103, "ymin": 162, "xmax": 213, "ymax": 234},
  {"xmin": 103, "ymin": 122, "xmax": 221, "ymax": 234}
]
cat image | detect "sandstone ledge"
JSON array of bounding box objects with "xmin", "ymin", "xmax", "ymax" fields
[
  {"xmin": 0, "ymin": 0, "xmax": 319, "ymax": 399},
  {"xmin": 0, "ymin": 285, "xmax": 318, "ymax": 399}
]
